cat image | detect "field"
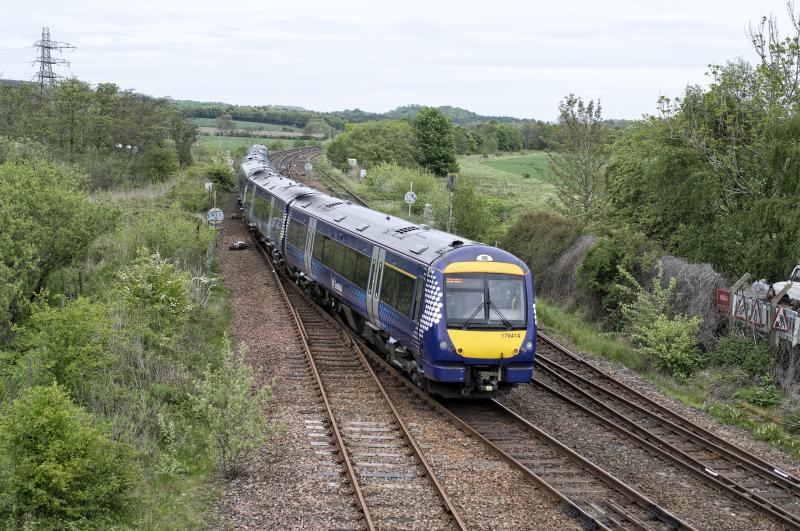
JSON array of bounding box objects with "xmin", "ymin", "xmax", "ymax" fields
[
  {"xmin": 482, "ymin": 151, "xmax": 555, "ymax": 183},
  {"xmin": 190, "ymin": 117, "xmax": 301, "ymax": 132},
  {"xmin": 459, "ymin": 152, "xmax": 558, "ymax": 217},
  {"xmin": 196, "ymin": 135, "xmax": 316, "ymax": 152}
]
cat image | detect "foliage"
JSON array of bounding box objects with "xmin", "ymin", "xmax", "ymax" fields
[
  {"xmin": 548, "ymin": 94, "xmax": 610, "ymax": 224},
  {"xmin": 326, "ymin": 120, "xmax": 419, "ymax": 170},
  {"xmin": 578, "ymin": 228, "xmax": 658, "ymax": 324},
  {"xmin": 192, "ymin": 342, "xmax": 275, "ymax": 478},
  {"xmin": 0, "ymin": 384, "xmax": 139, "ymax": 527},
  {"xmin": 0, "ymin": 160, "xmax": 115, "ymax": 333},
  {"xmin": 9, "ymin": 297, "xmax": 114, "ymax": 405},
  {"xmin": 619, "ymin": 262, "xmax": 703, "ymax": 379},
  {"xmin": 604, "ymin": 9, "xmax": 800, "ymax": 279},
  {"xmin": 116, "ymin": 248, "xmax": 193, "ymax": 323},
  {"xmin": 136, "ymin": 145, "xmax": 179, "ymax": 182},
  {"xmin": 500, "ymin": 211, "xmax": 581, "ymax": 284},
  {"xmin": 708, "ymin": 336, "xmax": 772, "ymax": 377},
  {"xmin": 449, "ymin": 178, "xmax": 497, "ymax": 242},
  {"xmin": 0, "ymin": 79, "xmax": 193, "ymax": 187},
  {"xmin": 412, "ymin": 107, "xmax": 459, "ymax": 176},
  {"xmin": 215, "ymin": 114, "xmax": 235, "ymax": 136},
  {"xmin": 735, "ymin": 382, "xmax": 784, "ymax": 407}
]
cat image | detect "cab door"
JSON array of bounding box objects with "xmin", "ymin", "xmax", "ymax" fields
[{"xmin": 366, "ymin": 247, "xmax": 385, "ymax": 326}]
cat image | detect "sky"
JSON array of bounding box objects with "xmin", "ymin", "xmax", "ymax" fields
[{"xmin": 0, "ymin": 0, "xmax": 793, "ymax": 120}]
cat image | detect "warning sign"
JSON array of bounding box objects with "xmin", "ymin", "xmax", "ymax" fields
[
  {"xmin": 734, "ymin": 295, "xmax": 747, "ymax": 321},
  {"xmin": 749, "ymin": 300, "xmax": 766, "ymax": 328},
  {"xmin": 772, "ymin": 306, "xmax": 790, "ymax": 332}
]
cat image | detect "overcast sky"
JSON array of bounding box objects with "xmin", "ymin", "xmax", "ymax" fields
[{"xmin": 0, "ymin": 0, "xmax": 792, "ymax": 120}]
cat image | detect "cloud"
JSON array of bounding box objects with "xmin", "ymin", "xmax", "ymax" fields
[{"xmin": 0, "ymin": 0, "xmax": 790, "ymax": 119}]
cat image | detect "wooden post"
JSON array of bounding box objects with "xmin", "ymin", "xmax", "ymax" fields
[
  {"xmin": 729, "ymin": 273, "xmax": 751, "ymax": 321},
  {"xmin": 771, "ymin": 282, "xmax": 793, "ymax": 344}
]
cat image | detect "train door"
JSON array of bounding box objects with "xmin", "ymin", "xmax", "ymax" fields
[
  {"xmin": 304, "ymin": 218, "xmax": 316, "ymax": 278},
  {"xmin": 366, "ymin": 247, "xmax": 386, "ymax": 326}
]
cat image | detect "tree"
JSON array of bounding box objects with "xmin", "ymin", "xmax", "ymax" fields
[
  {"xmin": 0, "ymin": 384, "xmax": 139, "ymax": 526},
  {"xmin": 548, "ymin": 94, "xmax": 610, "ymax": 224},
  {"xmin": 215, "ymin": 114, "xmax": 235, "ymax": 136},
  {"xmin": 0, "ymin": 160, "xmax": 115, "ymax": 332},
  {"xmin": 412, "ymin": 107, "xmax": 458, "ymax": 176},
  {"xmin": 324, "ymin": 120, "xmax": 418, "ymax": 170}
]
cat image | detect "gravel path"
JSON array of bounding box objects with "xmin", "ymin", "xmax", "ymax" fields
[{"xmin": 208, "ymin": 196, "xmax": 362, "ymax": 529}]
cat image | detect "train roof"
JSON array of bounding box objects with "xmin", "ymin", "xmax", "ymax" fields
[
  {"xmin": 299, "ymin": 194, "xmax": 477, "ymax": 265},
  {"xmin": 246, "ymin": 171, "xmax": 477, "ymax": 265}
]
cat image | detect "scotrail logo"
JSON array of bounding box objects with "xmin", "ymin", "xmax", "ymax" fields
[{"xmin": 331, "ymin": 275, "xmax": 343, "ymax": 295}]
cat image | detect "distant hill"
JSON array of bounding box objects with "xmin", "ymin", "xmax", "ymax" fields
[{"xmin": 382, "ymin": 104, "xmax": 523, "ymax": 125}]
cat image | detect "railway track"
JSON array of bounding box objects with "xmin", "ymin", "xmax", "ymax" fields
[
  {"xmin": 311, "ymin": 160, "xmax": 371, "ymax": 207},
  {"xmin": 269, "ymin": 146, "xmax": 320, "ymax": 176},
  {"xmin": 535, "ymin": 332, "xmax": 800, "ymax": 529},
  {"xmin": 346, "ymin": 336, "xmax": 693, "ymax": 531},
  {"xmin": 253, "ymin": 240, "xmax": 465, "ymax": 530}
]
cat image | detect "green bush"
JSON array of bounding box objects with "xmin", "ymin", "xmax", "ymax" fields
[
  {"xmin": 579, "ymin": 228, "xmax": 658, "ymax": 327},
  {"xmin": 12, "ymin": 296, "xmax": 114, "ymax": 405},
  {"xmin": 619, "ymin": 262, "xmax": 703, "ymax": 380},
  {"xmin": 735, "ymin": 382, "xmax": 783, "ymax": 407},
  {"xmin": 0, "ymin": 385, "xmax": 139, "ymax": 527},
  {"xmin": 117, "ymin": 249, "xmax": 192, "ymax": 323},
  {"xmin": 167, "ymin": 175, "xmax": 209, "ymax": 212},
  {"xmin": 192, "ymin": 341, "xmax": 276, "ymax": 478},
  {"xmin": 708, "ymin": 336, "xmax": 772, "ymax": 377},
  {"xmin": 500, "ymin": 211, "xmax": 581, "ymax": 285},
  {"xmin": 137, "ymin": 146, "xmax": 179, "ymax": 182}
]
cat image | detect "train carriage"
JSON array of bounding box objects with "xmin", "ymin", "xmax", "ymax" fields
[{"xmin": 238, "ymin": 145, "xmax": 536, "ymax": 397}]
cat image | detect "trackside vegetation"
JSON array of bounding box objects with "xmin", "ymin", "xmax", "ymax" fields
[{"xmin": 0, "ymin": 79, "xmax": 276, "ymax": 527}]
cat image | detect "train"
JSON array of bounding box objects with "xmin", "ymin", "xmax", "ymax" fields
[{"xmin": 237, "ymin": 145, "xmax": 537, "ymax": 397}]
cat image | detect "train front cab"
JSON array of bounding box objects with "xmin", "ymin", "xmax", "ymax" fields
[{"xmin": 418, "ymin": 247, "xmax": 536, "ymax": 397}]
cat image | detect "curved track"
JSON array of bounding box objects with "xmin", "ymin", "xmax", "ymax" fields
[
  {"xmin": 536, "ymin": 332, "xmax": 800, "ymax": 529},
  {"xmin": 254, "ymin": 237, "xmax": 465, "ymax": 530}
]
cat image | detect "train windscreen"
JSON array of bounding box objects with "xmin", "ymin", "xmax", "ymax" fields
[{"xmin": 444, "ymin": 272, "xmax": 526, "ymax": 330}]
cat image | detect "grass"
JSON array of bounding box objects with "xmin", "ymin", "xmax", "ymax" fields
[
  {"xmin": 191, "ymin": 117, "xmax": 300, "ymax": 132},
  {"xmin": 482, "ymin": 152, "xmax": 557, "ymax": 184},
  {"xmin": 536, "ymin": 297, "xmax": 800, "ymax": 459},
  {"xmin": 459, "ymin": 152, "xmax": 558, "ymax": 219}
]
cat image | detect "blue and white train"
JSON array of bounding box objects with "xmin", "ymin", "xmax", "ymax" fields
[{"xmin": 237, "ymin": 145, "xmax": 537, "ymax": 397}]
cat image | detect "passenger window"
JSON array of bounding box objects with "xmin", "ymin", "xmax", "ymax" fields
[{"xmin": 380, "ymin": 265, "xmax": 416, "ymax": 317}]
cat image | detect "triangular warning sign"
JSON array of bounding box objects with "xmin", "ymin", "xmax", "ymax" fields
[
  {"xmin": 750, "ymin": 301, "xmax": 765, "ymax": 327},
  {"xmin": 734, "ymin": 296, "xmax": 747, "ymax": 321},
  {"xmin": 772, "ymin": 306, "xmax": 790, "ymax": 332}
]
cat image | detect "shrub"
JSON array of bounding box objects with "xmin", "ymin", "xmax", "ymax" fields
[
  {"xmin": 0, "ymin": 385, "xmax": 139, "ymax": 526},
  {"xmin": 192, "ymin": 341, "xmax": 276, "ymax": 478},
  {"xmin": 12, "ymin": 296, "xmax": 114, "ymax": 405},
  {"xmin": 708, "ymin": 336, "xmax": 772, "ymax": 377},
  {"xmin": 619, "ymin": 262, "xmax": 703, "ymax": 380},
  {"xmin": 116, "ymin": 249, "xmax": 192, "ymax": 323},
  {"xmin": 500, "ymin": 211, "xmax": 581, "ymax": 294},
  {"xmin": 579, "ymin": 228, "xmax": 659, "ymax": 327},
  {"xmin": 137, "ymin": 146, "xmax": 179, "ymax": 182},
  {"xmin": 735, "ymin": 382, "xmax": 783, "ymax": 407},
  {"xmin": 167, "ymin": 175, "xmax": 209, "ymax": 212}
]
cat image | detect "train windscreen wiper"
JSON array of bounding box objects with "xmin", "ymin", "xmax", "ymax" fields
[
  {"xmin": 461, "ymin": 301, "xmax": 487, "ymax": 330},
  {"xmin": 487, "ymin": 299, "xmax": 513, "ymax": 330}
]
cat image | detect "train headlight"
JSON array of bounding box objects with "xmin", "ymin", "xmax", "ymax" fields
[
  {"xmin": 525, "ymin": 341, "xmax": 534, "ymax": 351},
  {"xmin": 439, "ymin": 341, "xmax": 448, "ymax": 351}
]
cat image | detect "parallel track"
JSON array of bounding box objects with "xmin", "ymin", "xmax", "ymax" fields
[
  {"xmin": 254, "ymin": 239, "xmax": 465, "ymax": 530},
  {"xmin": 536, "ymin": 332, "xmax": 800, "ymax": 529},
  {"xmin": 347, "ymin": 335, "xmax": 693, "ymax": 531}
]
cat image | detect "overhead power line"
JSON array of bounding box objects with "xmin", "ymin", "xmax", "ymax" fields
[{"xmin": 33, "ymin": 27, "xmax": 75, "ymax": 92}]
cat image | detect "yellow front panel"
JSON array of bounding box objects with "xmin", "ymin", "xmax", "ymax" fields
[
  {"xmin": 447, "ymin": 329, "xmax": 524, "ymax": 359},
  {"xmin": 444, "ymin": 262, "xmax": 525, "ymax": 275}
]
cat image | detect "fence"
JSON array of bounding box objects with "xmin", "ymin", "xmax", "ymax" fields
[{"xmin": 718, "ymin": 287, "xmax": 800, "ymax": 346}]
